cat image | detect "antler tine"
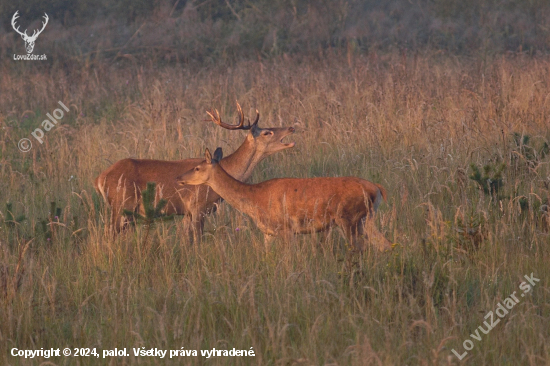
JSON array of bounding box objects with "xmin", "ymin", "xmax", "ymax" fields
[
  {"xmin": 31, "ymin": 13, "xmax": 49, "ymax": 39},
  {"xmin": 252, "ymin": 109, "xmax": 260, "ymax": 126},
  {"xmin": 206, "ymin": 102, "xmax": 252, "ymax": 130},
  {"xmin": 40, "ymin": 14, "xmax": 49, "ymax": 30},
  {"xmin": 205, "ymin": 109, "xmax": 221, "ymax": 125},
  {"xmin": 235, "ymin": 101, "xmax": 250, "ymax": 129},
  {"xmin": 11, "ymin": 11, "xmax": 19, "ymax": 26},
  {"xmin": 11, "ymin": 11, "xmax": 27, "ymax": 36}
]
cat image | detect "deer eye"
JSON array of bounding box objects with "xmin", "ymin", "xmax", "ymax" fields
[
  {"xmin": 195, "ymin": 167, "xmax": 199, "ymax": 171},
  {"xmin": 261, "ymin": 131, "xmax": 273, "ymax": 136}
]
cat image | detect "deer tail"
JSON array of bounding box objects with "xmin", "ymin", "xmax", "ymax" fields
[
  {"xmin": 376, "ymin": 184, "xmax": 387, "ymax": 202},
  {"xmin": 94, "ymin": 175, "xmax": 108, "ymax": 203}
]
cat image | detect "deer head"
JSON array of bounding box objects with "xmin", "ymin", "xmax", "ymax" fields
[
  {"xmin": 12, "ymin": 11, "xmax": 49, "ymax": 54},
  {"xmin": 207, "ymin": 102, "xmax": 295, "ymax": 158},
  {"xmin": 177, "ymin": 148, "xmax": 223, "ymax": 186}
]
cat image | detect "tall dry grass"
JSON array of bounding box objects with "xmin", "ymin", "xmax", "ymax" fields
[{"xmin": 0, "ymin": 52, "xmax": 549, "ymax": 365}]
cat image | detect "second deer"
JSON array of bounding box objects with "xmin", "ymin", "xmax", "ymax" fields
[{"xmin": 177, "ymin": 148, "xmax": 392, "ymax": 251}]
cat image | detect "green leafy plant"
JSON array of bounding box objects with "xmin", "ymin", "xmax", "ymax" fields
[
  {"xmin": 511, "ymin": 133, "xmax": 549, "ymax": 168},
  {"xmin": 455, "ymin": 211, "xmax": 486, "ymax": 252},
  {"xmin": 123, "ymin": 182, "xmax": 174, "ymax": 245},
  {"xmin": 469, "ymin": 162, "xmax": 506, "ymax": 198}
]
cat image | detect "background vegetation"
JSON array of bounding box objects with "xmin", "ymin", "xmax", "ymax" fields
[
  {"xmin": 2, "ymin": 0, "xmax": 550, "ymax": 63},
  {"xmin": 0, "ymin": 0, "xmax": 549, "ymax": 365}
]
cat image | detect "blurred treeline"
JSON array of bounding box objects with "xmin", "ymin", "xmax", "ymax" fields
[{"xmin": 1, "ymin": 0, "xmax": 549, "ymax": 62}]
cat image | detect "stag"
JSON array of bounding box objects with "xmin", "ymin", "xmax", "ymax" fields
[
  {"xmin": 11, "ymin": 11, "xmax": 49, "ymax": 54},
  {"xmin": 177, "ymin": 148, "xmax": 392, "ymax": 252},
  {"xmin": 94, "ymin": 103, "xmax": 295, "ymax": 241}
]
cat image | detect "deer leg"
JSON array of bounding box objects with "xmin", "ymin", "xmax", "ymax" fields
[
  {"xmin": 335, "ymin": 219, "xmax": 364, "ymax": 252},
  {"xmin": 110, "ymin": 201, "xmax": 133, "ymax": 235},
  {"xmin": 322, "ymin": 226, "xmax": 334, "ymax": 243},
  {"xmin": 181, "ymin": 209, "xmax": 204, "ymax": 245},
  {"xmin": 110, "ymin": 209, "xmax": 121, "ymax": 236},
  {"xmin": 191, "ymin": 216, "xmax": 204, "ymax": 244},
  {"xmin": 180, "ymin": 214, "xmax": 194, "ymax": 244},
  {"xmin": 112, "ymin": 212, "xmax": 124, "ymax": 233},
  {"xmin": 109, "ymin": 186, "xmax": 138, "ymax": 235}
]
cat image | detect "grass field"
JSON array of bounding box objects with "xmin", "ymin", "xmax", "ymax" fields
[{"xmin": 1, "ymin": 52, "xmax": 549, "ymax": 365}]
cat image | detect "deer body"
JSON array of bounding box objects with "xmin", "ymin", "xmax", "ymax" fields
[
  {"xmin": 178, "ymin": 149, "xmax": 392, "ymax": 251},
  {"xmin": 94, "ymin": 105, "xmax": 295, "ymax": 240}
]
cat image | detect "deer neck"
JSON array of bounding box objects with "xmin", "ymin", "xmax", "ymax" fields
[
  {"xmin": 218, "ymin": 136, "xmax": 262, "ymax": 182},
  {"xmin": 207, "ymin": 166, "xmax": 258, "ymax": 217}
]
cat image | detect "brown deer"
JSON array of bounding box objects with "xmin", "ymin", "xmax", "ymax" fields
[
  {"xmin": 177, "ymin": 148, "xmax": 392, "ymax": 251},
  {"xmin": 94, "ymin": 104, "xmax": 295, "ymax": 241}
]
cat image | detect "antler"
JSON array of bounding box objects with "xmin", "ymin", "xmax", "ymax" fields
[
  {"xmin": 11, "ymin": 11, "xmax": 27, "ymax": 37},
  {"xmin": 249, "ymin": 108, "xmax": 260, "ymax": 126},
  {"xmin": 11, "ymin": 12, "xmax": 48, "ymax": 40},
  {"xmin": 29, "ymin": 13, "xmax": 48, "ymax": 40},
  {"xmin": 207, "ymin": 102, "xmax": 259, "ymax": 130}
]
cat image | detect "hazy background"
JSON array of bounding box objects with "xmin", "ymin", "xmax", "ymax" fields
[{"xmin": 1, "ymin": 0, "xmax": 550, "ymax": 63}]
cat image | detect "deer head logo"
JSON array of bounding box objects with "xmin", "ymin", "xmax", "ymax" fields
[{"xmin": 11, "ymin": 11, "xmax": 49, "ymax": 54}]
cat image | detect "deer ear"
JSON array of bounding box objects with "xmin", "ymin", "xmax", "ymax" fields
[
  {"xmin": 250, "ymin": 122, "xmax": 261, "ymax": 137},
  {"xmin": 213, "ymin": 147, "xmax": 223, "ymax": 163},
  {"xmin": 252, "ymin": 110, "xmax": 259, "ymax": 127},
  {"xmin": 205, "ymin": 148, "xmax": 212, "ymax": 163},
  {"xmin": 251, "ymin": 120, "xmax": 259, "ymax": 130}
]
